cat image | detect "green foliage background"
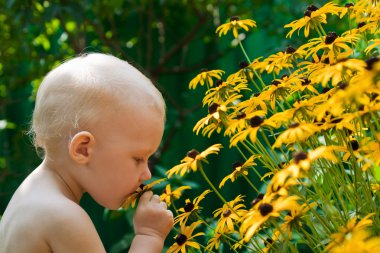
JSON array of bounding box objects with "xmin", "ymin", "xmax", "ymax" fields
[{"xmin": 0, "ymin": 0, "xmax": 329, "ymax": 251}]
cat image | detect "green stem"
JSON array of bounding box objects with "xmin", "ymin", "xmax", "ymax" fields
[{"xmin": 199, "ymin": 167, "xmax": 236, "ymax": 214}]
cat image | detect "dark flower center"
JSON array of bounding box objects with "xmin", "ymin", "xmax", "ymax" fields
[
  {"xmin": 289, "ymin": 122, "xmax": 300, "ymax": 128},
  {"xmin": 301, "ymin": 78, "xmax": 311, "ymax": 86},
  {"xmin": 239, "ymin": 60, "xmax": 249, "ymax": 69},
  {"xmin": 253, "ymin": 92, "xmax": 261, "ymax": 97},
  {"xmin": 250, "ymin": 116, "xmax": 264, "ymax": 127},
  {"xmin": 281, "ymin": 74, "xmax": 289, "ymax": 79},
  {"xmin": 230, "ymin": 16, "xmax": 240, "ymax": 22},
  {"xmin": 293, "ymin": 151, "xmax": 308, "ymax": 164},
  {"xmin": 304, "ymin": 5, "xmax": 319, "ymax": 17},
  {"xmin": 184, "ymin": 202, "xmax": 195, "ymax": 212},
  {"xmin": 357, "ymin": 22, "xmax": 366, "ymax": 29},
  {"xmin": 208, "ymin": 103, "xmax": 219, "ymax": 114},
  {"xmin": 271, "ymin": 80, "xmax": 281, "ymax": 86},
  {"xmin": 345, "ymin": 3, "xmax": 354, "ymax": 8},
  {"xmin": 337, "ymin": 82, "xmax": 348, "ymax": 90},
  {"xmin": 349, "ymin": 139, "xmax": 359, "ymax": 151},
  {"xmin": 365, "ymin": 57, "xmax": 379, "ymax": 70},
  {"xmin": 223, "ymin": 209, "xmax": 232, "ymax": 217},
  {"xmin": 232, "ymin": 161, "xmax": 244, "ymax": 170},
  {"xmin": 235, "ymin": 111, "xmax": 246, "ymax": 120},
  {"xmin": 285, "ymin": 46, "xmax": 296, "ymax": 54},
  {"xmin": 325, "ymin": 32, "xmax": 338, "ymax": 44},
  {"xmin": 331, "ymin": 117, "xmax": 342, "ymax": 124},
  {"xmin": 251, "ymin": 193, "xmax": 264, "ymax": 206},
  {"xmin": 139, "ymin": 184, "xmax": 145, "ymax": 189},
  {"xmin": 259, "ymin": 203, "xmax": 273, "ymax": 216},
  {"xmin": 200, "ymin": 68, "xmax": 208, "ymax": 73},
  {"xmin": 321, "ymin": 87, "xmax": 331, "ymax": 93},
  {"xmin": 215, "ymin": 79, "xmax": 224, "ymax": 87},
  {"xmin": 187, "ymin": 149, "xmax": 200, "ymax": 159},
  {"xmin": 264, "ymin": 238, "xmax": 274, "ymax": 246},
  {"xmin": 175, "ymin": 234, "xmax": 188, "ymax": 245}
]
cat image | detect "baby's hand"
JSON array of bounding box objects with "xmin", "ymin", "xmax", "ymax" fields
[{"xmin": 133, "ymin": 191, "xmax": 174, "ymax": 242}]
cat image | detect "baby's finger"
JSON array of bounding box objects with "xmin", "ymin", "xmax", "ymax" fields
[
  {"xmin": 139, "ymin": 191, "xmax": 153, "ymax": 204},
  {"xmin": 159, "ymin": 201, "xmax": 167, "ymax": 209},
  {"xmin": 151, "ymin": 194, "xmax": 161, "ymax": 203}
]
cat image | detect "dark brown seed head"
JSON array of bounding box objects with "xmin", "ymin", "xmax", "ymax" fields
[
  {"xmin": 239, "ymin": 60, "xmax": 249, "ymax": 69},
  {"xmin": 345, "ymin": 3, "xmax": 354, "ymax": 8},
  {"xmin": 175, "ymin": 234, "xmax": 188, "ymax": 245},
  {"xmin": 337, "ymin": 82, "xmax": 348, "ymax": 90},
  {"xmin": 184, "ymin": 202, "xmax": 195, "ymax": 212},
  {"xmin": 250, "ymin": 116, "xmax": 264, "ymax": 127},
  {"xmin": 301, "ymin": 78, "xmax": 311, "ymax": 86},
  {"xmin": 285, "ymin": 45, "xmax": 296, "ymax": 54},
  {"xmin": 293, "ymin": 151, "xmax": 308, "ymax": 164},
  {"xmin": 307, "ymin": 5, "xmax": 319, "ymax": 11},
  {"xmin": 215, "ymin": 79, "xmax": 224, "ymax": 87},
  {"xmin": 325, "ymin": 32, "xmax": 338, "ymax": 44},
  {"xmin": 365, "ymin": 57, "xmax": 379, "ymax": 70},
  {"xmin": 349, "ymin": 139, "xmax": 359, "ymax": 151},
  {"xmin": 187, "ymin": 149, "xmax": 200, "ymax": 159},
  {"xmin": 357, "ymin": 22, "xmax": 366, "ymax": 29},
  {"xmin": 139, "ymin": 184, "xmax": 145, "ymax": 189},
  {"xmin": 232, "ymin": 161, "xmax": 244, "ymax": 170},
  {"xmin": 200, "ymin": 68, "xmax": 208, "ymax": 73},
  {"xmin": 264, "ymin": 238, "xmax": 274, "ymax": 246},
  {"xmin": 271, "ymin": 80, "xmax": 281, "ymax": 86},
  {"xmin": 259, "ymin": 203, "xmax": 273, "ymax": 216},
  {"xmin": 208, "ymin": 103, "xmax": 219, "ymax": 114},
  {"xmin": 230, "ymin": 16, "xmax": 240, "ymax": 22},
  {"xmin": 223, "ymin": 209, "xmax": 232, "ymax": 217},
  {"xmin": 289, "ymin": 122, "xmax": 300, "ymax": 128},
  {"xmin": 235, "ymin": 111, "xmax": 246, "ymax": 120}
]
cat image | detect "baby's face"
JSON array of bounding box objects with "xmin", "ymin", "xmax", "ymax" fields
[{"xmin": 83, "ymin": 103, "xmax": 164, "ymax": 210}]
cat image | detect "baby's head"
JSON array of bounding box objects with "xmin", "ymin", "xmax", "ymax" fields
[{"xmin": 31, "ymin": 53, "xmax": 166, "ymax": 158}]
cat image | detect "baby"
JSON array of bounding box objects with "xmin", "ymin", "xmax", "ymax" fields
[{"xmin": 0, "ymin": 53, "xmax": 173, "ymax": 252}]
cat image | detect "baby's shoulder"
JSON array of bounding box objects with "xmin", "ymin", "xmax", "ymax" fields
[{"xmin": 1, "ymin": 191, "xmax": 105, "ymax": 252}]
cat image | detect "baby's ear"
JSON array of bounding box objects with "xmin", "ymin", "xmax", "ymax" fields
[{"xmin": 68, "ymin": 131, "xmax": 95, "ymax": 164}]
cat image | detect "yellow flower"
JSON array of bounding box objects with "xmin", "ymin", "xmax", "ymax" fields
[
  {"xmin": 308, "ymin": 58, "xmax": 366, "ymax": 87},
  {"xmin": 229, "ymin": 114, "xmax": 276, "ymax": 147},
  {"xmin": 166, "ymin": 144, "xmax": 223, "ymax": 178},
  {"xmin": 286, "ymin": 146, "xmax": 339, "ymax": 178},
  {"xmin": 326, "ymin": 213, "xmax": 378, "ymax": 252},
  {"xmin": 219, "ymin": 155, "xmax": 259, "ymax": 188},
  {"xmin": 262, "ymin": 46, "xmax": 305, "ymax": 75},
  {"xmin": 365, "ymin": 39, "xmax": 380, "ymax": 55},
  {"xmin": 205, "ymin": 231, "xmax": 224, "ymax": 251},
  {"xmin": 175, "ymin": 189, "xmax": 211, "ymax": 225},
  {"xmin": 167, "ymin": 221, "xmax": 205, "ymax": 253},
  {"xmin": 272, "ymin": 122, "xmax": 320, "ymax": 148},
  {"xmin": 216, "ymin": 16, "xmax": 256, "ymax": 38},
  {"xmin": 189, "ymin": 69, "xmax": 224, "ymax": 90},
  {"xmin": 160, "ymin": 184, "xmax": 191, "ymax": 207},
  {"xmin": 240, "ymin": 194, "xmax": 299, "ymax": 241},
  {"xmin": 327, "ymin": 230, "xmax": 380, "ymax": 253},
  {"xmin": 122, "ymin": 178, "xmax": 166, "ymax": 209},
  {"xmin": 213, "ymin": 194, "xmax": 247, "ymax": 233},
  {"xmin": 299, "ymin": 31, "xmax": 361, "ymax": 64},
  {"xmin": 194, "ymin": 93, "xmax": 241, "ymax": 137},
  {"xmin": 284, "ymin": 2, "xmax": 342, "ymax": 38},
  {"xmin": 281, "ymin": 202, "xmax": 317, "ymax": 237},
  {"xmin": 202, "ymin": 74, "xmax": 249, "ymax": 106}
]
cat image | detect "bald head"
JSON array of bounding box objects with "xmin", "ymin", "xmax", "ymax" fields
[{"xmin": 31, "ymin": 53, "xmax": 165, "ymax": 154}]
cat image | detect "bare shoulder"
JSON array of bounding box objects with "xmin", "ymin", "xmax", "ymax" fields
[
  {"xmin": 0, "ymin": 168, "xmax": 106, "ymax": 253},
  {"xmin": 41, "ymin": 197, "xmax": 106, "ymax": 253}
]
